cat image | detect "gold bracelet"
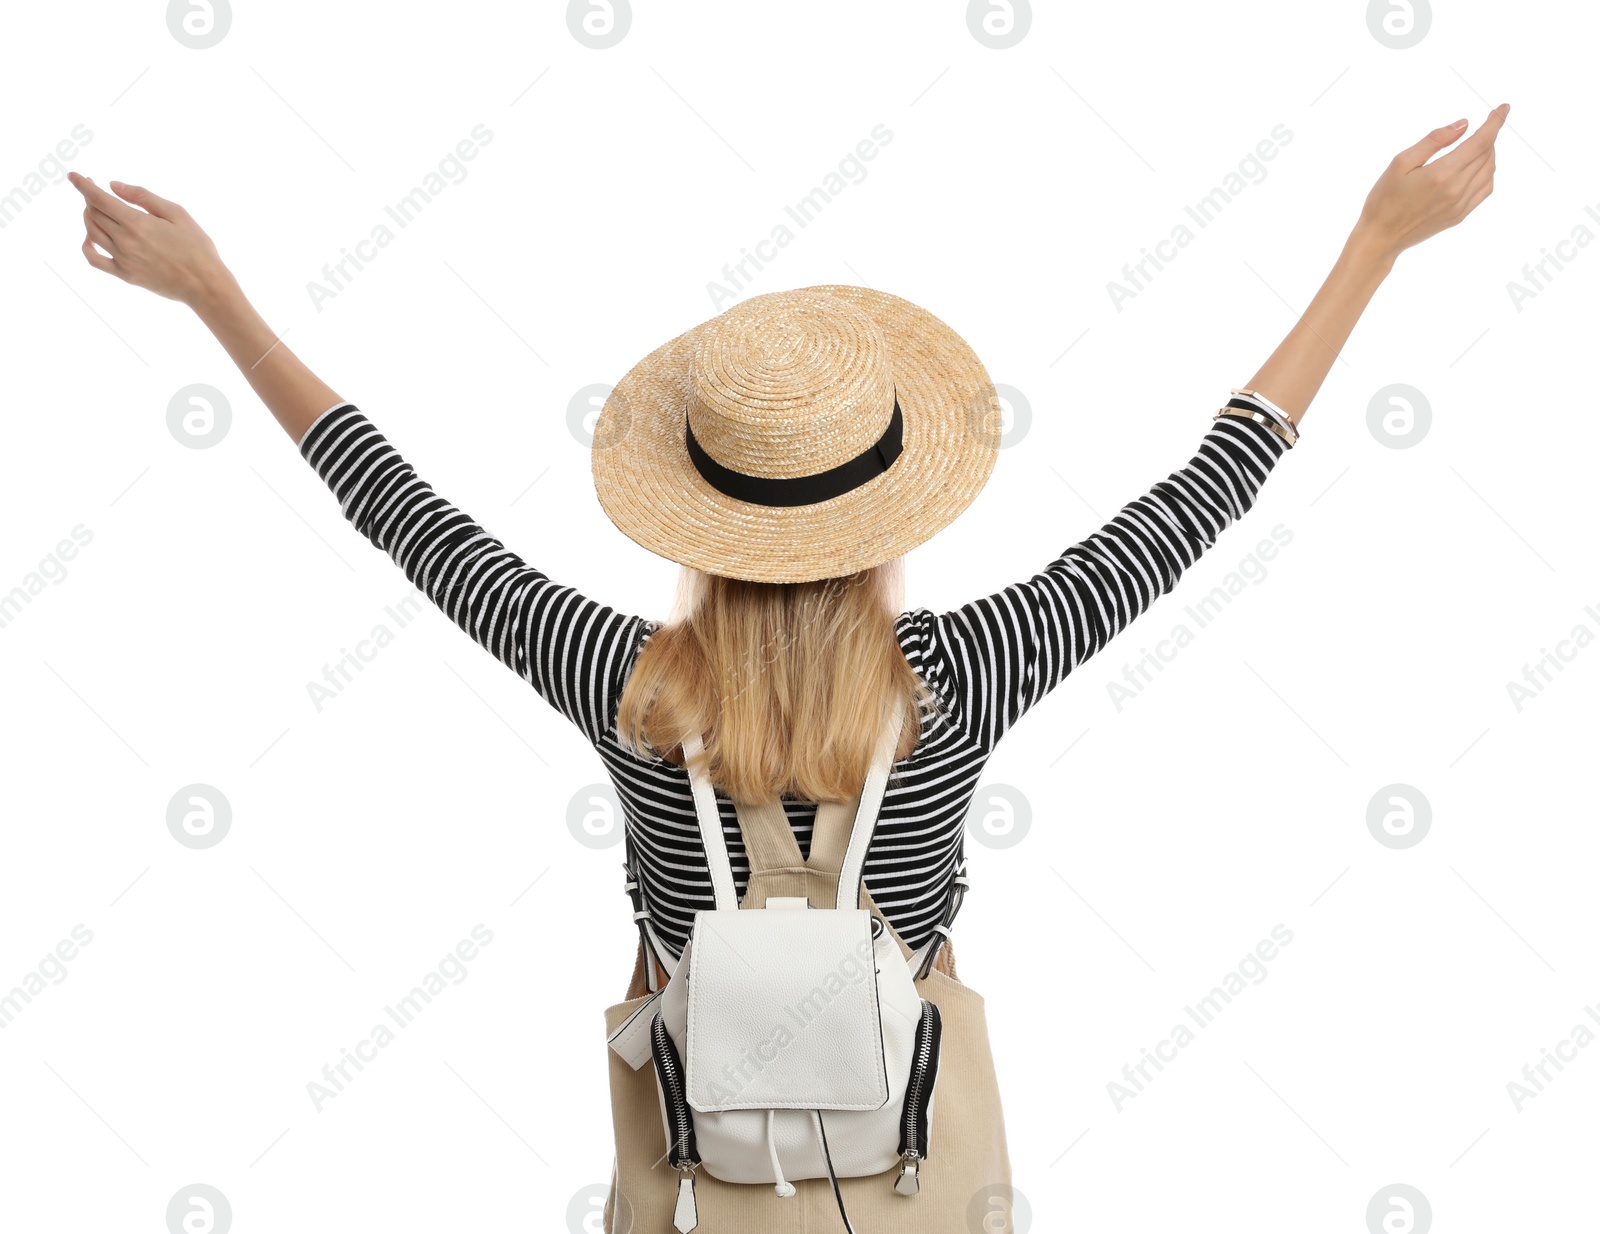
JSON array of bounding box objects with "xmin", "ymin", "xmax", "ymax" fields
[
  {"xmin": 1213, "ymin": 405, "xmax": 1299, "ymax": 448},
  {"xmin": 1230, "ymin": 387, "xmax": 1297, "ymax": 429}
]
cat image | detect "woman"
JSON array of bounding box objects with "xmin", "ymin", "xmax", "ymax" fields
[{"xmin": 67, "ymin": 104, "xmax": 1505, "ymax": 1234}]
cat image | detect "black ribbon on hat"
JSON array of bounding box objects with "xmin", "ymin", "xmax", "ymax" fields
[{"xmin": 684, "ymin": 392, "xmax": 904, "ymax": 508}]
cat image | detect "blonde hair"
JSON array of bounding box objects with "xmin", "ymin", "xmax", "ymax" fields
[{"xmin": 616, "ymin": 558, "xmax": 933, "ymax": 803}]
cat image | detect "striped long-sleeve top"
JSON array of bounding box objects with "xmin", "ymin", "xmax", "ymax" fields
[{"xmin": 299, "ymin": 402, "xmax": 1289, "ymax": 959}]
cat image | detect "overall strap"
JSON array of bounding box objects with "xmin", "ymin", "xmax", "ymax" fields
[
  {"xmin": 733, "ymin": 797, "xmax": 808, "ymax": 876},
  {"xmin": 800, "ymin": 797, "xmax": 860, "ymax": 887}
]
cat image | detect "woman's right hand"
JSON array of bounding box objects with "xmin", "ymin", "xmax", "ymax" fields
[{"xmin": 1350, "ymin": 104, "xmax": 1508, "ymax": 263}]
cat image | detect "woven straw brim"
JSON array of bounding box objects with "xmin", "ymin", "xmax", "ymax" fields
[{"xmin": 591, "ymin": 285, "xmax": 1000, "ymax": 584}]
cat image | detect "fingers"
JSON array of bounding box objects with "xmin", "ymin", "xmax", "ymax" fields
[
  {"xmin": 110, "ymin": 180, "xmax": 186, "ymax": 221},
  {"xmin": 1461, "ymin": 175, "xmax": 1494, "ymax": 218},
  {"xmin": 1462, "ymin": 156, "xmax": 1495, "ymax": 203},
  {"xmin": 66, "ymin": 171, "xmax": 141, "ymax": 227},
  {"xmin": 1459, "ymin": 102, "xmax": 1511, "ymax": 157},
  {"xmin": 86, "ymin": 204, "xmax": 122, "ymax": 235},
  {"xmin": 84, "ymin": 211, "xmax": 117, "ymax": 254},
  {"xmin": 81, "ymin": 235, "xmax": 120, "ymax": 277},
  {"xmin": 79, "ymin": 204, "xmax": 123, "ymax": 274},
  {"xmin": 1432, "ymin": 141, "xmax": 1494, "ymax": 192},
  {"xmin": 1397, "ymin": 119, "xmax": 1467, "ymax": 168},
  {"xmin": 1438, "ymin": 155, "xmax": 1496, "ymax": 231},
  {"xmin": 1432, "ymin": 103, "xmax": 1511, "ymax": 175}
]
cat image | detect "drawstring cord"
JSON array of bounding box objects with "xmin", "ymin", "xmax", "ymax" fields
[
  {"xmin": 766, "ymin": 1109, "xmax": 795, "ymax": 1198},
  {"xmin": 811, "ymin": 1110, "xmax": 857, "ymax": 1234},
  {"xmin": 766, "ymin": 1110, "xmax": 857, "ymax": 1233}
]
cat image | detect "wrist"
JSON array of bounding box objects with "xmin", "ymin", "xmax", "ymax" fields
[
  {"xmin": 188, "ymin": 265, "xmax": 246, "ymax": 320},
  {"xmin": 1341, "ymin": 227, "xmax": 1399, "ymax": 280}
]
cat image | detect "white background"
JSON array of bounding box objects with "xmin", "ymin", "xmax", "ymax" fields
[{"xmin": 1, "ymin": 1, "xmax": 1594, "ymax": 1232}]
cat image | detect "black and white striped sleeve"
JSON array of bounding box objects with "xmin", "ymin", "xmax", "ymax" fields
[
  {"xmin": 298, "ymin": 402, "xmax": 653, "ymax": 745},
  {"xmin": 913, "ymin": 415, "xmax": 1290, "ymax": 749}
]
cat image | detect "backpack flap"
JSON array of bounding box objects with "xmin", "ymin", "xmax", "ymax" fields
[{"xmin": 684, "ymin": 907, "xmax": 889, "ymax": 1113}]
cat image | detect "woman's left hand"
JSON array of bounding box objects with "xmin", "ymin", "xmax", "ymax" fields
[{"xmin": 67, "ymin": 172, "xmax": 231, "ymax": 306}]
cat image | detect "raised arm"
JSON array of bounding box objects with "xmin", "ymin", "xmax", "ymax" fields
[
  {"xmin": 66, "ymin": 171, "xmax": 651, "ymax": 744},
  {"xmin": 909, "ymin": 106, "xmax": 1508, "ymax": 749},
  {"xmin": 294, "ymin": 404, "xmax": 654, "ymax": 743},
  {"xmin": 1246, "ymin": 104, "xmax": 1506, "ymax": 424},
  {"xmin": 67, "ymin": 172, "xmax": 339, "ymax": 445},
  {"xmin": 907, "ymin": 415, "xmax": 1287, "ymax": 749}
]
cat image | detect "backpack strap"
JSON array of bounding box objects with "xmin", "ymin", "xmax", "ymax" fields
[
  {"xmin": 681, "ymin": 727, "xmax": 739, "ymax": 911},
  {"xmin": 681, "ymin": 692, "xmax": 907, "ymax": 914},
  {"xmin": 833, "ymin": 692, "xmax": 906, "ymax": 911}
]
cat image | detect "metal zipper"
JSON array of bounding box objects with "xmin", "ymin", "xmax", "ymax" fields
[
  {"xmin": 650, "ymin": 1013, "xmax": 698, "ymax": 1168},
  {"xmin": 651, "ymin": 1013, "xmax": 700, "ymax": 1231},
  {"xmin": 893, "ymin": 998, "xmax": 941, "ymax": 1196}
]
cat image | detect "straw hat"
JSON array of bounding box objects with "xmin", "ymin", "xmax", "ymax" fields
[{"xmin": 590, "ymin": 286, "xmax": 1002, "ymax": 584}]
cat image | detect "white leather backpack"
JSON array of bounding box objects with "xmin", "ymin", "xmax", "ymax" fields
[{"xmin": 606, "ymin": 695, "xmax": 944, "ymax": 1233}]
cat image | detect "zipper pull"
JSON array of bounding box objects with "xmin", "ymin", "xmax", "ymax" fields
[
  {"xmin": 893, "ymin": 1151, "xmax": 921, "ymax": 1196},
  {"xmin": 673, "ymin": 1166, "xmax": 699, "ymax": 1232}
]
